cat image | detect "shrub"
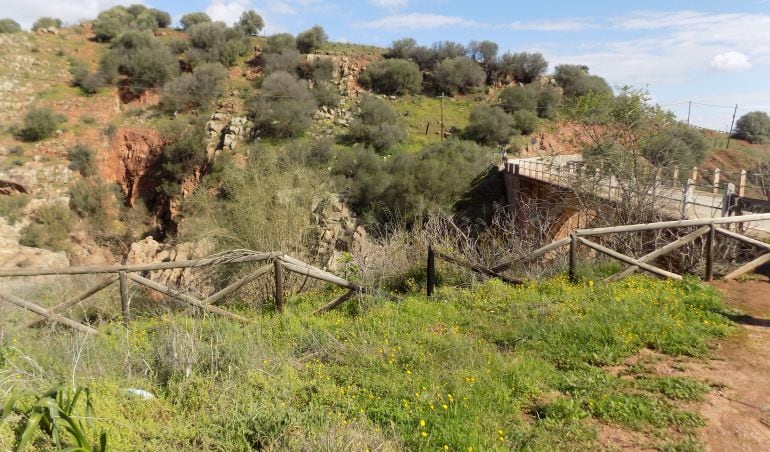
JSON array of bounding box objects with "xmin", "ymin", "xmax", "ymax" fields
[
  {"xmin": 237, "ymin": 10, "xmax": 264, "ymax": 36},
  {"xmin": 151, "ymin": 9, "xmax": 172, "ymax": 28},
  {"xmin": 433, "ymin": 56, "xmax": 485, "ymax": 95},
  {"xmin": 93, "ymin": 5, "xmax": 169, "ymax": 41},
  {"xmin": 537, "ymin": 85, "xmax": 562, "ymax": 120},
  {"xmin": 0, "ymin": 194, "xmax": 30, "ymax": 224},
  {"xmin": 157, "ymin": 121, "xmax": 208, "ymax": 196},
  {"xmin": 17, "ymin": 107, "xmax": 64, "ymax": 141},
  {"xmin": 734, "ymin": 111, "xmax": 770, "ymax": 144},
  {"xmin": 312, "ymin": 81, "xmax": 341, "ymax": 108},
  {"xmin": 248, "ymin": 71, "xmax": 317, "ymax": 138},
  {"xmin": 159, "ymin": 62, "xmax": 227, "ymax": 113},
  {"xmin": 512, "ymin": 109, "xmax": 540, "ymax": 134},
  {"xmin": 31, "ymin": 17, "xmax": 62, "ymax": 31},
  {"xmin": 67, "ymin": 143, "xmax": 96, "ymax": 176},
  {"xmin": 643, "ymin": 126, "xmax": 710, "ymax": 169},
  {"xmin": 0, "ymin": 18, "xmax": 21, "ymax": 33},
  {"xmin": 71, "ymin": 62, "xmax": 105, "ymax": 95},
  {"xmin": 262, "ymin": 49, "xmax": 301, "ymax": 74},
  {"xmin": 498, "ymin": 84, "xmax": 539, "ymax": 114},
  {"xmin": 347, "ymin": 95, "xmax": 405, "ymax": 153},
  {"xmin": 298, "ymin": 56, "xmax": 334, "ymax": 83},
  {"xmin": 281, "ymin": 136, "xmax": 335, "ymax": 167},
  {"xmin": 100, "ymin": 31, "xmax": 179, "ymax": 93},
  {"xmin": 463, "ymin": 105, "xmax": 516, "ymax": 145},
  {"xmin": 498, "ymin": 52, "xmax": 549, "ymax": 84},
  {"xmin": 296, "ymin": 25, "xmax": 327, "ymax": 53},
  {"xmin": 554, "ymin": 64, "xmax": 612, "ymax": 98},
  {"xmin": 69, "ymin": 179, "xmax": 117, "ymax": 229},
  {"xmin": 431, "ymin": 40, "xmax": 467, "ymax": 63},
  {"xmin": 467, "ymin": 40, "xmax": 499, "ymax": 66},
  {"xmin": 186, "ymin": 21, "xmax": 250, "ymax": 67},
  {"xmin": 387, "ymin": 37, "xmax": 418, "ymax": 59},
  {"xmin": 358, "ymin": 59, "xmax": 422, "ymax": 95},
  {"xmin": 262, "ymin": 33, "xmax": 296, "ymax": 53},
  {"xmin": 19, "ymin": 204, "xmax": 74, "ymax": 251},
  {"xmin": 180, "ymin": 12, "xmax": 211, "ymax": 30}
]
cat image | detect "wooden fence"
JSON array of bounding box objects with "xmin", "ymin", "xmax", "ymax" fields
[
  {"xmin": 0, "ymin": 252, "xmax": 368, "ymax": 334},
  {"xmin": 427, "ymin": 213, "xmax": 770, "ymax": 296}
]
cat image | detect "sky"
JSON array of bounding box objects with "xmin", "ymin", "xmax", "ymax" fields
[{"xmin": 2, "ymin": 0, "xmax": 770, "ymax": 131}]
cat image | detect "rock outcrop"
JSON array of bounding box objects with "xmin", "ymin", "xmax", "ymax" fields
[
  {"xmin": 0, "ymin": 217, "xmax": 69, "ymax": 270},
  {"xmin": 310, "ymin": 194, "xmax": 367, "ymax": 271},
  {"xmin": 100, "ymin": 128, "xmax": 165, "ymax": 206},
  {"xmin": 126, "ymin": 237, "xmax": 214, "ymax": 296}
]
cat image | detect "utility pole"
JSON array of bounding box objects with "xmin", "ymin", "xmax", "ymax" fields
[
  {"xmin": 686, "ymin": 101, "xmax": 692, "ymax": 125},
  {"xmin": 726, "ymin": 104, "xmax": 738, "ymax": 149},
  {"xmin": 440, "ymin": 93, "xmax": 445, "ymax": 142}
]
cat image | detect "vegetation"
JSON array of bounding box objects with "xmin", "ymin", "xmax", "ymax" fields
[
  {"xmin": 186, "ymin": 21, "xmax": 251, "ymax": 67},
  {"xmin": 71, "ymin": 62, "xmax": 106, "ymax": 95},
  {"xmin": 17, "ymin": 107, "xmax": 64, "ymax": 142},
  {"xmin": 159, "ymin": 62, "xmax": 228, "ymax": 113},
  {"xmin": 498, "ymin": 51, "xmax": 549, "ymax": 84},
  {"xmin": 734, "ymin": 111, "xmax": 770, "ymax": 144},
  {"xmin": 93, "ymin": 5, "xmax": 171, "ymax": 42},
  {"xmin": 100, "ymin": 31, "xmax": 179, "ymax": 94},
  {"xmin": 262, "ymin": 48, "xmax": 301, "ymax": 74},
  {"xmin": 554, "ymin": 64, "xmax": 613, "ymax": 98},
  {"xmin": 180, "ymin": 12, "xmax": 211, "ymax": 30},
  {"xmin": 643, "ymin": 126, "xmax": 710, "ymax": 169},
  {"xmin": 157, "ymin": 121, "xmax": 208, "ymax": 196},
  {"xmin": 248, "ymin": 71, "xmax": 317, "ymax": 138},
  {"xmin": 359, "ymin": 59, "xmax": 422, "ymax": 95},
  {"xmin": 18, "ymin": 203, "xmax": 74, "ymax": 251},
  {"xmin": 347, "ymin": 95, "xmax": 406, "ymax": 152},
  {"xmin": 0, "ymin": 193, "xmax": 30, "ymax": 224},
  {"xmin": 433, "ymin": 56, "xmax": 485, "ymax": 95},
  {"xmin": 296, "ymin": 25, "xmax": 328, "ymax": 54},
  {"xmin": 67, "ymin": 143, "xmax": 96, "ymax": 177},
  {"xmin": 237, "ymin": 10, "xmax": 264, "ymax": 36},
  {"xmin": 0, "ymin": 18, "xmax": 21, "ymax": 33},
  {"xmin": 31, "ymin": 17, "xmax": 62, "ymax": 31},
  {"xmin": 263, "ymin": 33, "xmax": 296, "ymax": 53},
  {"xmin": 464, "ymin": 105, "xmax": 516, "ymax": 146}
]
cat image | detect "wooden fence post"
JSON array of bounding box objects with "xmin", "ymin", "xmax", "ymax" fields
[
  {"xmin": 569, "ymin": 234, "xmax": 578, "ymax": 283},
  {"xmin": 705, "ymin": 224, "xmax": 716, "ymax": 281},
  {"xmin": 273, "ymin": 259, "xmax": 284, "ymax": 313},
  {"xmin": 119, "ymin": 271, "xmax": 130, "ymax": 326},
  {"xmin": 427, "ymin": 245, "xmax": 435, "ymax": 298},
  {"xmin": 712, "ymin": 169, "xmax": 720, "ymax": 194},
  {"xmin": 738, "ymin": 170, "xmax": 747, "ymax": 197},
  {"xmin": 681, "ymin": 179, "xmax": 694, "ymax": 219}
]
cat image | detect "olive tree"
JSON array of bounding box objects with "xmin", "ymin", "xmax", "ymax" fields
[
  {"xmin": 237, "ymin": 10, "xmax": 264, "ymax": 36},
  {"xmin": 463, "ymin": 105, "xmax": 516, "ymax": 146},
  {"xmin": 358, "ymin": 59, "xmax": 422, "ymax": 95},
  {"xmin": 497, "ymin": 52, "xmax": 548, "ymax": 84},
  {"xmin": 296, "ymin": 25, "xmax": 327, "ymax": 53},
  {"xmin": 734, "ymin": 111, "xmax": 770, "ymax": 144},
  {"xmin": 433, "ymin": 57, "xmax": 485, "ymax": 95},
  {"xmin": 347, "ymin": 95, "xmax": 405, "ymax": 153},
  {"xmin": 248, "ymin": 71, "xmax": 317, "ymax": 138}
]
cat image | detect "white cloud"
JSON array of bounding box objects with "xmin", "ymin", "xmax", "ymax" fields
[
  {"xmin": 368, "ymin": 0, "xmax": 409, "ymax": 10},
  {"xmin": 362, "ymin": 13, "xmax": 482, "ymax": 30},
  {"xmin": 0, "ymin": 0, "xmax": 134, "ymax": 29},
  {"xmin": 206, "ymin": 0, "xmax": 249, "ymax": 25},
  {"xmin": 710, "ymin": 51, "xmax": 752, "ymax": 72},
  {"xmin": 509, "ymin": 18, "xmax": 596, "ymax": 31}
]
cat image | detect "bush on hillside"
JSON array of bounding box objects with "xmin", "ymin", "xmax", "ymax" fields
[
  {"xmin": 247, "ymin": 71, "xmax": 317, "ymax": 138},
  {"xmin": 537, "ymin": 85, "xmax": 562, "ymax": 119},
  {"xmin": 93, "ymin": 5, "xmax": 171, "ymax": 41},
  {"xmin": 157, "ymin": 121, "xmax": 208, "ymax": 196},
  {"xmin": 463, "ymin": 105, "xmax": 516, "ymax": 146},
  {"xmin": 497, "ymin": 52, "xmax": 548, "ymax": 84},
  {"xmin": 499, "ymin": 84, "xmax": 562, "ymax": 119},
  {"xmin": 100, "ymin": 31, "xmax": 179, "ymax": 93},
  {"xmin": 642, "ymin": 126, "xmax": 710, "ymax": 169},
  {"xmin": 298, "ymin": 56, "xmax": 334, "ymax": 83},
  {"xmin": 237, "ymin": 10, "xmax": 264, "ymax": 36},
  {"xmin": 19, "ymin": 204, "xmax": 74, "ymax": 251},
  {"xmin": 180, "ymin": 12, "xmax": 211, "ymax": 30},
  {"xmin": 358, "ymin": 59, "xmax": 422, "ymax": 95},
  {"xmin": 262, "ymin": 49, "xmax": 301, "ymax": 74},
  {"xmin": 67, "ymin": 143, "xmax": 96, "ymax": 177},
  {"xmin": 512, "ymin": 109, "xmax": 540, "ymax": 135},
  {"xmin": 17, "ymin": 107, "xmax": 64, "ymax": 142},
  {"xmin": 467, "ymin": 40, "xmax": 499, "ymax": 66},
  {"xmin": 296, "ymin": 25, "xmax": 328, "ymax": 53},
  {"xmin": 734, "ymin": 111, "xmax": 770, "ymax": 144},
  {"xmin": 0, "ymin": 18, "xmax": 21, "ymax": 33},
  {"xmin": 71, "ymin": 63, "xmax": 106, "ymax": 95},
  {"xmin": 262, "ymin": 33, "xmax": 296, "ymax": 53},
  {"xmin": 431, "ymin": 41, "xmax": 467, "ymax": 63},
  {"xmin": 312, "ymin": 81, "xmax": 342, "ymax": 108},
  {"xmin": 69, "ymin": 179, "xmax": 118, "ymax": 230},
  {"xmin": 554, "ymin": 64, "xmax": 612, "ymax": 98},
  {"xmin": 159, "ymin": 62, "xmax": 228, "ymax": 113},
  {"xmin": 433, "ymin": 56, "xmax": 485, "ymax": 95},
  {"xmin": 32, "ymin": 17, "xmax": 62, "ymax": 31},
  {"xmin": 387, "ymin": 37, "xmax": 418, "ymax": 59},
  {"xmin": 347, "ymin": 95, "xmax": 405, "ymax": 153},
  {"xmin": 186, "ymin": 21, "xmax": 250, "ymax": 67}
]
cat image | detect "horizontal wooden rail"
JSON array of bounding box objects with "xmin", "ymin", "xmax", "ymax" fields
[
  {"xmin": 435, "ymin": 251, "xmax": 523, "ymax": 285},
  {"xmin": 491, "ymin": 237, "xmax": 571, "ymax": 273},
  {"xmin": 0, "ymin": 293, "xmax": 97, "ymax": 334},
  {"xmin": 575, "ymin": 213, "xmax": 770, "ymax": 237},
  {"xmin": 577, "ymin": 237, "xmax": 683, "ymax": 280},
  {"xmin": 26, "ymin": 275, "xmax": 118, "ymax": 329}
]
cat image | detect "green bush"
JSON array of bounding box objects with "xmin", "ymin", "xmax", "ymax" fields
[
  {"xmin": 93, "ymin": 5, "xmax": 170, "ymax": 41},
  {"xmin": 159, "ymin": 62, "xmax": 228, "ymax": 113},
  {"xmin": 69, "ymin": 180, "xmax": 119, "ymax": 230},
  {"xmin": 186, "ymin": 21, "xmax": 250, "ymax": 67},
  {"xmin": 262, "ymin": 49, "xmax": 301, "ymax": 74},
  {"xmin": 433, "ymin": 56, "xmax": 485, "ymax": 95},
  {"xmin": 347, "ymin": 96, "xmax": 405, "ymax": 153},
  {"xmin": 312, "ymin": 81, "xmax": 342, "ymax": 108},
  {"xmin": 358, "ymin": 59, "xmax": 422, "ymax": 95},
  {"xmin": 157, "ymin": 121, "xmax": 208, "ymax": 196},
  {"xmin": 31, "ymin": 17, "xmax": 62, "ymax": 31},
  {"xmin": 467, "ymin": 40, "xmax": 498, "ymax": 66},
  {"xmin": 296, "ymin": 25, "xmax": 327, "ymax": 53},
  {"xmin": 464, "ymin": 105, "xmax": 516, "ymax": 145},
  {"xmin": 431, "ymin": 40, "xmax": 467, "ymax": 63},
  {"xmin": 0, "ymin": 18, "xmax": 21, "ymax": 33},
  {"xmin": 237, "ymin": 10, "xmax": 264, "ymax": 36},
  {"xmin": 281, "ymin": 136, "xmax": 335, "ymax": 167},
  {"xmin": 387, "ymin": 37, "xmax": 418, "ymax": 59},
  {"xmin": 17, "ymin": 107, "xmax": 64, "ymax": 142},
  {"xmin": 537, "ymin": 85, "xmax": 562, "ymax": 119},
  {"xmin": 512, "ymin": 109, "xmax": 540, "ymax": 135},
  {"xmin": 498, "ymin": 52, "xmax": 548, "ymax": 84},
  {"xmin": 499, "ymin": 84, "xmax": 562, "ymax": 119},
  {"xmin": 0, "ymin": 194, "xmax": 30, "ymax": 224},
  {"xmin": 67, "ymin": 143, "xmax": 96, "ymax": 177},
  {"xmin": 298, "ymin": 56, "xmax": 334, "ymax": 83},
  {"xmin": 734, "ymin": 111, "xmax": 770, "ymax": 144},
  {"xmin": 262, "ymin": 33, "xmax": 296, "ymax": 53},
  {"xmin": 180, "ymin": 12, "xmax": 211, "ymax": 30},
  {"xmin": 642, "ymin": 126, "xmax": 709, "ymax": 169},
  {"xmin": 19, "ymin": 204, "xmax": 74, "ymax": 251},
  {"xmin": 248, "ymin": 71, "xmax": 317, "ymax": 138},
  {"xmin": 100, "ymin": 31, "xmax": 179, "ymax": 93},
  {"xmin": 554, "ymin": 64, "xmax": 612, "ymax": 98},
  {"xmin": 71, "ymin": 62, "xmax": 105, "ymax": 95}
]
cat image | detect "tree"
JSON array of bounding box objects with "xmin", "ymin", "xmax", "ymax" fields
[
  {"xmin": 642, "ymin": 126, "xmax": 709, "ymax": 169},
  {"xmin": 159, "ymin": 62, "xmax": 228, "ymax": 113},
  {"xmin": 263, "ymin": 33, "xmax": 296, "ymax": 53},
  {"xmin": 347, "ymin": 95, "xmax": 405, "ymax": 153},
  {"xmin": 157, "ymin": 121, "xmax": 208, "ymax": 196},
  {"xmin": 734, "ymin": 111, "xmax": 770, "ymax": 144},
  {"xmin": 433, "ymin": 57, "xmax": 485, "ymax": 95},
  {"xmin": 186, "ymin": 21, "xmax": 250, "ymax": 67},
  {"xmin": 92, "ymin": 5, "xmax": 169, "ymax": 41},
  {"xmin": 17, "ymin": 107, "xmax": 64, "ymax": 142},
  {"xmin": 431, "ymin": 41, "xmax": 467, "ymax": 64},
  {"xmin": 296, "ymin": 25, "xmax": 328, "ymax": 53},
  {"xmin": 247, "ymin": 71, "xmax": 317, "ymax": 138},
  {"xmin": 358, "ymin": 59, "xmax": 422, "ymax": 95},
  {"xmin": 467, "ymin": 40, "xmax": 499, "ymax": 66},
  {"xmin": 512, "ymin": 110, "xmax": 539, "ymax": 135},
  {"xmin": 498, "ymin": 84, "xmax": 539, "ymax": 114},
  {"xmin": 237, "ymin": 10, "xmax": 264, "ymax": 36},
  {"xmin": 262, "ymin": 49, "xmax": 301, "ymax": 74},
  {"xmin": 497, "ymin": 52, "xmax": 548, "ymax": 84},
  {"xmin": 100, "ymin": 31, "xmax": 179, "ymax": 94},
  {"xmin": 32, "ymin": 17, "xmax": 62, "ymax": 31},
  {"xmin": 151, "ymin": 9, "xmax": 172, "ymax": 28},
  {"xmin": 554, "ymin": 64, "xmax": 612, "ymax": 98},
  {"xmin": 388, "ymin": 37, "xmax": 418, "ymax": 59},
  {"xmin": 464, "ymin": 105, "xmax": 516, "ymax": 146},
  {"xmin": 0, "ymin": 18, "xmax": 21, "ymax": 33},
  {"xmin": 537, "ymin": 85, "xmax": 562, "ymax": 120},
  {"xmin": 180, "ymin": 12, "xmax": 211, "ymax": 30}
]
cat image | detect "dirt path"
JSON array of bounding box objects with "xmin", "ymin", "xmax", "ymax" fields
[{"xmin": 701, "ymin": 278, "xmax": 770, "ymax": 451}]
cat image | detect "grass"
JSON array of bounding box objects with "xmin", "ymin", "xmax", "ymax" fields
[
  {"xmin": 392, "ymin": 95, "xmax": 476, "ymax": 153},
  {"xmin": 0, "ymin": 275, "xmax": 733, "ymax": 450}
]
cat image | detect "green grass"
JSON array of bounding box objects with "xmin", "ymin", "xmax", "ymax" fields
[
  {"xmin": 393, "ymin": 95, "xmax": 476, "ymax": 153},
  {"xmin": 0, "ymin": 276, "xmax": 733, "ymax": 450}
]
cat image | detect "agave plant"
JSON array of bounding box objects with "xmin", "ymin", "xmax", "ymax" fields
[{"xmin": 1, "ymin": 384, "xmax": 107, "ymax": 451}]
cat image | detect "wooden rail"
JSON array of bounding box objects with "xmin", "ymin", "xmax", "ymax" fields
[{"xmin": 1, "ymin": 252, "xmax": 369, "ymax": 334}]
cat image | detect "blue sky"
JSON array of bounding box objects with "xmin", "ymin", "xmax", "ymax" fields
[{"xmin": 3, "ymin": 0, "xmax": 770, "ymax": 130}]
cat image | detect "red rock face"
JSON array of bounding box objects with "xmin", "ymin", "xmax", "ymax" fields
[{"xmin": 100, "ymin": 128, "xmax": 165, "ymax": 207}]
